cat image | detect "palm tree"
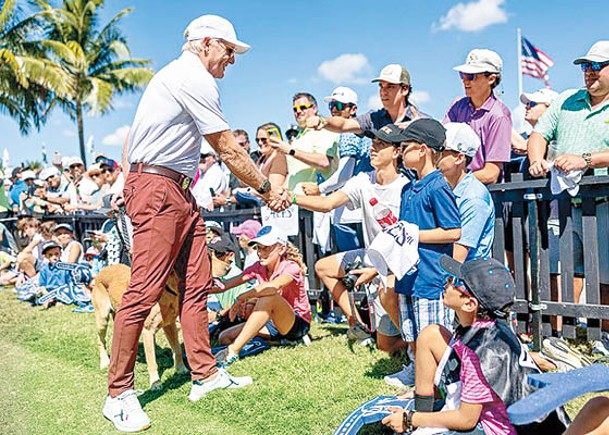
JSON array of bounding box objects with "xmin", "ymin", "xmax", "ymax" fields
[
  {"xmin": 0, "ymin": 0, "xmax": 70, "ymax": 134},
  {"xmin": 41, "ymin": 0, "xmax": 153, "ymax": 166}
]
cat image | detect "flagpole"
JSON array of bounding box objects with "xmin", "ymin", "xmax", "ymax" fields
[{"xmin": 517, "ymin": 28, "xmax": 523, "ymax": 100}]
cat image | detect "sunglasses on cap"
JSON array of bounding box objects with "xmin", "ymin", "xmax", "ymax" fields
[
  {"xmin": 445, "ymin": 275, "xmax": 472, "ymax": 296},
  {"xmin": 328, "ymin": 101, "xmax": 352, "ymax": 111},
  {"xmin": 293, "ymin": 103, "xmax": 314, "ymax": 113},
  {"xmin": 459, "ymin": 72, "xmax": 492, "ymax": 81},
  {"xmin": 580, "ymin": 61, "xmax": 609, "ymax": 72}
]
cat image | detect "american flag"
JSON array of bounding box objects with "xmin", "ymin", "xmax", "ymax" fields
[{"xmin": 521, "ymin": 36, "xmax": 554, "ymax": 87}]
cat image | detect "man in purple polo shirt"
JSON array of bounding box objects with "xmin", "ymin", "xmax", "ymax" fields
[{"xmin": 443, "ymin": 49, "xmax": 512, "ymax": 185}]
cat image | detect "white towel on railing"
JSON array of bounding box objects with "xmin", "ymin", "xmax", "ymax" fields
[
  {"xmin": 366, "ymin": 221, "xmax": 419, "ymax": 288},
  {"xmin": 550, "ymin": 163, "xmax": 584, "ymax": 196}
]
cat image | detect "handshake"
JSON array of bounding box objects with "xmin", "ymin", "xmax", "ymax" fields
[{"xmin": 264, "ymin": 186, "xmax": 292, "ymax": 212}]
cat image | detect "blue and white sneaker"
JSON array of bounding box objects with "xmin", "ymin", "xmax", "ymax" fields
[
  {"xmin": 188, "ymin": 368, "xmax": 252, "ymax": 402},
  {"xmin": 72, "ymin": 304, "xmax": 95, "ymax": 313},
  {"xmin": 384, "ymin": 363, "xmax": 415, "ymax": 388},
  {"xmin": 214, "ymin": 347, "xmax": 239, "ymax": 368}
]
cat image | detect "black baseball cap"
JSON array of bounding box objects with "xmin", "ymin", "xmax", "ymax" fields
[
  {"xmin": 402, "ymin": 119, "xmax": 446, "ymax": 151},
  {"xmin": 371, "ymin": 124, "xmax": 409, "ymax": 144},
  {"xmin": 440, "ymin": 256, "xmax": 515, "ymax": 316},
  {"xmin": 209, "ymin": 236, "xmax": 235, "ymax": 254},
  {"xmin": 41, "ymin": 240, "xmax": 62, "ymax": 254}
]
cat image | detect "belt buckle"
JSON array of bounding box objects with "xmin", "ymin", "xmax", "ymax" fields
[{"xmin": 181, "ymin": 176, "xmax": 191, "ymax": 190}]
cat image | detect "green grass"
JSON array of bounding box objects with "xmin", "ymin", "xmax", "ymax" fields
[
  {"xmin": 1, "ymin": 287, "xmax": 606, "ymax": 435},
  {"xmin": 0, "ymin": 288, "xmax": 405, "ymax": 435}
]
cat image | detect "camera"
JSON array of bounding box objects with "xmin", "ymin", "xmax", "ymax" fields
[{"xmin": 341, "ymin": 258, "xmax": 363, "ymax": 292}]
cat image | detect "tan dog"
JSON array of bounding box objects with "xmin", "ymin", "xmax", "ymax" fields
[{"xmin": 92, "ymin": 263, "xmax": 188, "ymax": 390}]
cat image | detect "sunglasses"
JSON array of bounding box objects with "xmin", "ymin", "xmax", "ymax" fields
[
  {"xmin": 525, "ymin": 101, "xmax": 545, "ymax": 109},
  {"xmin": 459, "ymin": 72, "xmax": 492, "ymax": 81},
  {"xmin": 445, "ymin": 276, "xmax": 471, "ymax": 296},
  {"xmin": 579, "ymin": 61, "xmax": 609, "ymax": 72},
  {"xmin": 293, "ymin": 103, "xmax": 314, "ymax": 113},
  {"xmin": 328, "ymin": 101, "xmax": 352, "ymax": 111},
  {"xmin": 215, "ymin": 39, "xmax": 235, "ymax": 57},
  {"xmin": 101, "ymin": 168, "xmax": 114, "ymax": 174},
  {"xmin": 69, "ymin": 164, "xmax": 84, "ymax": 169},
  {"xmin": 255, "ymin": 137, "xmax": 269, "ymax": 144}
]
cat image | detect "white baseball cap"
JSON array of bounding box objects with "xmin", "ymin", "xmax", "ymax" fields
[
  {"xmin": 39, "ymin": 166, "xmax": 60, "ymax": 181},
  {"xmin": 323, "ymin": 86, "xmax": 358, "ymax": 105},
  {"xmin": 520, "ymin": 88, "xmax": 559, "ymax": 106},
  {"xmin": 573, "ymin": 40, "xmax": 609, "ymax": 64},
  {"xmin": 454, "ymin": 49, "xmax": 503, "ymax": 74},
  {"xmin": 184, "ymin": 15, "xmax": 250, "ymax": 54},
  {"xmin": 371, "ymin": 64, "xmax": 411, "ymax": 86},
  {"xmin": 66, "ymin": 156, "xmax": 84, "ymax": 167},
  {"xmin": 21, "ymin": 170, "xmax": 36, "ymax": 180},
  {"xmin": 444, "ymin": 122, "xmax": 481, "ymax": 158},
  {"xmin": 248, "ymin": 225, "xmax": 288, "ymax": 247}
]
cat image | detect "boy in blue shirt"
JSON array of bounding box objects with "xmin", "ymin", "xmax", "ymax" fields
[{"xmin": 385, "ymin": 119, "xmax": 461, "ymax": 389}]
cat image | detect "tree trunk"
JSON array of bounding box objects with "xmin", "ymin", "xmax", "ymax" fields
[{"xmin": 76, "ymin": 101, "xmax": 87, "ymax": 167}]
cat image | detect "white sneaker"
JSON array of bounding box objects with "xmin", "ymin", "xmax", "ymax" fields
[
  {"xmin": 102, "ymin": 389, "xmax": 151, "ymax": 433},
  {"xmin": 188, "ymin": 368, "xmax": 253, "ymax": 402},
  {"xmin": 384, "ymin": 363, "xmax": 415, "ymax": 388}
]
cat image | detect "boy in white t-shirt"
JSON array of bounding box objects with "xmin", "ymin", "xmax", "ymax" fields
[{"xmin": 293, "ymin": 124, "xmax": 409, "ymax": 353}]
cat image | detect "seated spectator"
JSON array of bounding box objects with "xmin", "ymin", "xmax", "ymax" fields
[
  {"xmin": 205, "ymin": 221, "xmax": 224, "ymax": 244},
  {"xmin": 65, "ymin": 164, "xmax": 106, "ymax": 212},
  {"xmin": 382, "ymin": 256, "xmax": 567, "ymax": 434},
  {"xmin": 0, "ymin": 250, "xmax": 17, "ymax": 286},
  {"xmin": 39, "ymin": 166, "xmax": 73, "ymax": 211},
  {"xmin": 191, "ymin": 148, "xmax": 229, "ymax": 210},
  {"xmin": 15, "ymin": 218, "xmax": 42, "ymax": 279},
  {"xmin": 294, "ymin": 124, "xmax": 409, "ymax": 352},
  {"xmin": 439, "ymin": 123, "xmax": 495, "ymax": 263},
  {"xmin": 270, "ymin": 92, "xmax": 338, "ymax": 193},
  {"xmin": 55, "ymin": 223, "xmax": 85, "ymax": 264},
  {"xmin": 443, "ymin": 49, "xmax": 512, "ymax": 184},
  {"xmin": 14, "ymin": 169, "xmax": 37, "ymax": 213},
  {"xmin": 17, "ymin": 220, "xmax": 55, "ymax": 280},
  {"xmin": 231, "ymin": 219, "xmax": 262, "ymax": 269},
  {"xmin": 213, "ymin": 226, "xmax": 311, "ymax": 365},
  {"xmin": 208, "ymin": 237, "xmax": 248, "ymax": 323}
]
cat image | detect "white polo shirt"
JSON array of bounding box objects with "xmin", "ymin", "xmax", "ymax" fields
[{"xmin": 128, "ymin": 51, "xmax": 229, "ymax": 178}]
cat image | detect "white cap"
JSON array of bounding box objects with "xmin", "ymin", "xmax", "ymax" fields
[
  {"xmin": 21, "ymin": 170, "xmax": 36, "ymax": 180},
  {"xmin": 323, "ymin": 86, "xmax": 358, "ymax": 104},
  {"xmin": 573, "ymin": 40, "xmax": 609, "ymax": 64},
  {"xmin": 248, "ymin": 225, "xmax": 287, "ymax": 247},
  {"xmin": 371, "ymin": 64, "xmax": 411, "ymax": 86},
  {"xmin": 66, "ymin": 156, "xmax": 84, "ymax": 167},
  {"xmin": 39, "ymin": 166, "xmax": 60, "ymax": 181},
  {"xmin": 444, "ymin": 122, "xmax": 481, "ymax": 158},
  {"xmin": 520, "ymin": 88, "xmax": 559, "ymax": 106},
  {"xmin": 453, "ymin": 49, "xmax": 503, "ymax": 74},
  {"xmin": 184, "ymin": 15, "xmax": 250, "ymax": 54}
]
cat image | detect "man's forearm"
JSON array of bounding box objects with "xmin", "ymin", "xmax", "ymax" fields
[
  {"xmin": 527, "ymin": 132, "xmax": 549, "ymax": 163},
  {"xmin": 291, "ymin": 149, "xmax": 331, "ymax": 169},
  {"xmin": 472, "ymin": 162, "xmax": 501, "ymax": 185},
  {"xmin": 324, "ymin": 116, "xmax": 363, "ymax": 134},
  {"xmin": 295, "ymin": 190, "xmax": 348, "ymax": 213},
  {"xmin": 205, "ymin": 130, "xmax": 266, "ymax": 191}
]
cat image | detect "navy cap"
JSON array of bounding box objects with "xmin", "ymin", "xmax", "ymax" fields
[
  {"xmin": 41, "ymin": 240, "xmax": 62, "ymax": 254},
  {"xmin": 402, "ymin": 119, "xmax": 446, "ymax": 151},
  {"xmin": 440, "ymin": 256, "xmax": 515, "ymax": 316},
  {"xmin": 371, "ymin": 124, "xmax": 409, "ymax": 144},
  {"xmin": 209, "ymin": 236, "xmax": 235, "ymax": 254}
]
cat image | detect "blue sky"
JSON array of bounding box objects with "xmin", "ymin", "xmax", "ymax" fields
[{"xmin": 2, "ymin": 0, "xmax": 607, "ymax": 167}]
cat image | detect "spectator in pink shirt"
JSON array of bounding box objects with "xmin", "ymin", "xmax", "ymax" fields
[
  {"xmin": 213, "ymin": 226, "xmax": 311, "ymax": 366},
  {"xmin": 443, "ymin": 49, "xmax": 512, "ymax": 184}
]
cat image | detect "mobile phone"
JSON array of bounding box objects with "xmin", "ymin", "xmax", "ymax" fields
[
  {"xmin": 209, "ymin": 188, "xmax": 215, "ymax": 197},
  {"xmin": 266, "ymin": 127, "xmax": 280, "ymax": 138}
]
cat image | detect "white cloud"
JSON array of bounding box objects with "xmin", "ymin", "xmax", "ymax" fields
[
  {"xmin": 410, "ymin": 90, "xmax": 430, "ymax": 105},
  {"xmin": 288, "ymin": 77, "xmax": 298, "ymax": 84},
  {"xmin": 434, "ymin": 0, "xmax": 508, "ymax": 32},
  {"xmin": 113, "ymin": 99, "xmax": 133, "ymax": 109},
  {"xmin": 62, "ymin": 129, "xmax": 75, "ymax": 137},
  {"xmin": 367, "ymin": 95, "xmax": 382, "ymax": 111},
  {"xmin": 318, "ymin": 53, "xmax": 370, "ymax": 84},
  {"xmin": 102, "ymin": 125, "xmax": 130, "ymax": 146}
]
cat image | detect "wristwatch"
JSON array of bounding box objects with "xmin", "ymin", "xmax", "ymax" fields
[
  {"xmin": 289, "ymin": 148, "xmax": 296, "ymax": 156},
  {"xmin": 582, "ymin": 152, "xmax": 592, "ymax": 168},
  {"xmin": 257, "ymin": 179, "xmax": 272, "ymax": 195}
]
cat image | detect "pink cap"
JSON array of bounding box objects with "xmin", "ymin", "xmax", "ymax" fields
[{"xmin": 231, "ymin": 219, "xmax": 262, "ymax": 240}]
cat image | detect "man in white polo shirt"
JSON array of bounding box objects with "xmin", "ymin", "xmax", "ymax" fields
[{"xmin": 103, "ymin": 15, "xmax": 289, "ymax": 433}]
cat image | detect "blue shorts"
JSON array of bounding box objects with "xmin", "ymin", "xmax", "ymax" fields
[
  {"xmin": 398, "ymin": 294, "xmax": 454, "ymax": 342},
  {"xmin": 266, "ymin": 314, "xmax": 310, "ymax": 342}
]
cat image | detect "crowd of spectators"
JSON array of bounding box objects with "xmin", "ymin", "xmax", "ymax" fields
[{"xmin": 1, "ymin": 38, "xmax": 608, "ymax": 434}]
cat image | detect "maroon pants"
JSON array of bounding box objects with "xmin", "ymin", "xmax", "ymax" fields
[{"xmin": 108, "ymin": 171, "xmax": 216, "ymax": 396}]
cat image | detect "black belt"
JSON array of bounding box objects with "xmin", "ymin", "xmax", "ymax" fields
[{"xmin": 130, "ymin": 163, "xmax": 192, "ymax": 190}]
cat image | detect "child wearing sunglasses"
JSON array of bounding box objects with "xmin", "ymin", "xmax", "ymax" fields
[{"xmin": 382, "ymin": 256, "xmax": 568, "ymax": 435}]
